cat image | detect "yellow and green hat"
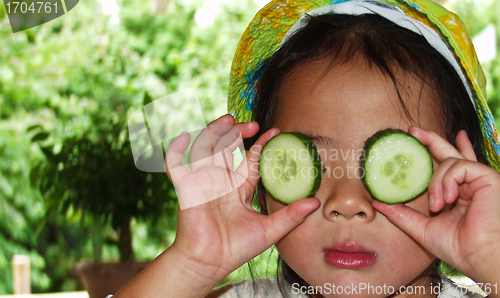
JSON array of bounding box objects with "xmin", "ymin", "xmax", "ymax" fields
[{"xmin": 227, "ymin": 0, "xmax": 500, "ymax": 170}]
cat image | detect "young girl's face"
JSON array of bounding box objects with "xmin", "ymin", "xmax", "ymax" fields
[{"xmin": 267, "ymin": 56, "xmax": 444, "ymax": 297}]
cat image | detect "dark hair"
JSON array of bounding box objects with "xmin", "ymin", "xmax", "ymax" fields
[{"xmin": 243, "ymin": 13, "xmax": 487, "ymax": 298}]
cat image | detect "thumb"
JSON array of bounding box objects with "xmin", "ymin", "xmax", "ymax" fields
[
  {"xmin": 372, "ymin": 200, "xmax": 430, "ymax": 247},
  {"xmin": 262, "ymin": 198, "xmax": 320, "ymax": 247}
]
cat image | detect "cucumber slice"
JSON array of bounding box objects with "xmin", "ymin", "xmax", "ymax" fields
[
  {"xmin": 362, "ymin": 129, "xmax": 433, "ymax": 204},
  {"xmin": 259, "ymin": 133, "xmax": 322, "ymax": 204}
]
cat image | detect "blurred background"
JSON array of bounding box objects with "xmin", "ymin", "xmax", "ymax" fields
[{"xmin": 0, "ymin": 0, "xmax": 498, "ymax": 294}]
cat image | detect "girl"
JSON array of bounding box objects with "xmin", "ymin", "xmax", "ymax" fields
[{"xmin": 115, "ymin": 0, "xmax": 500, "ymax": 297}]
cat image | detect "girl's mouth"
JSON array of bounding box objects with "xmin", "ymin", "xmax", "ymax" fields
[{"xmin": 324, "ymin": 241, "xmax": 377, "ymax": 269}]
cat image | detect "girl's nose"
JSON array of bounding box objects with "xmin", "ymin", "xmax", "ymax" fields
[{"xmin": 321, "ymin": 175, "xmax": 375, "ymax": 222}]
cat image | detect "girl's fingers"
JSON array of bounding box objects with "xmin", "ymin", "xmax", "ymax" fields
[
  {"xmin": 211, "ymin": 122, "xmax": 260, "ymax": 169},
  {"xmin": 225, "ymin": 121, "xmax": 259, "ymax": 171},
  {"xmin": 372, "ymin": 201, "xmax": 431, "ymax": 249},
  {"xmin": 261, "ymin": 198, "xmax": 320, "ymax": 248},
  {"xmin": 408, "ymin": 127, "xmax": 463, "ymax": 162},
  {"xmin": 441, "ymin": 159, "xmax": 499, "ymax": 203},
  {"xmin": 410, "ymin": 128, "xmax": 480, "ymax": 211},
  {"xmin": 190, "ymin": 127, "xmax": 216, "ymax": 171},
  {"xmin": 428, "ymin": 157, "xmax": 484, "ymax": 211},
  {"xmin": 166, "ymin": 132, "xmax": 191, "ymax": 185},
  {"xmin": 234, "ymin": 121, "xmax": 260, "ymax": 139},
  {"xmin": 212, "ymin": 125, "xmax": 243, "ymax": 169},
  {"xmin": 428, "ymin": 157, "xmax": 457, "ymax": 212},
  {"xmin": 440, "ymin": 160, "xmax": 469, "ymax": 205},
  {"xmin": 190, "ymin": 115, "xmax": 235, "ymax": 171},
  {"xmin": 212, "ymin": 122, "xmax": 260, "ymax": 193},
  {"xmin": 236, "ymin": 128, "xmax": 281, "ymax": 190},
  {"xmin": 455, "ymin": 130, "xmax": 478, "ymax": 162},
  {"xmin": 211, "ymin": 122, "xmax": 259, "ymax": 154}
]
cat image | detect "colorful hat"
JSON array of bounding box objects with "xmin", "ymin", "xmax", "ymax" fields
[{"xmin": 227, "ymin": 0, "xmax": 500, "ymax": 170}]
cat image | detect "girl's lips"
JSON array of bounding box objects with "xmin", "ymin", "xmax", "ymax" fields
[{"xmin": 324, "ymin": 242, "xmax": 377, "ymax": 269}]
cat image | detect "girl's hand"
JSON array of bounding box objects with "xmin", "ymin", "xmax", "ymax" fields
[
  {"xmin": 165, "ymin": 114, "xmax": 320, "ymax": 291},
  {"xmin": 372, "ymin": 127, "xmax": 500, "ymax": 290}
]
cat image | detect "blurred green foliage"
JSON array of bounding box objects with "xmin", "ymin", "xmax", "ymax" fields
[
  {"xmin": 447, "ymin": 0, "xmax": 500, "ymax": 123},
  {"xmin": 0, "ymin": 0, "xmax": 260, "ymax": 293}
]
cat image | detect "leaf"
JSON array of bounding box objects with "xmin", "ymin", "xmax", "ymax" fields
[
  {"xmin": 26, "ymin": 124, "xmax": 43, "ymax": 132},
  {"xmin": 39, "ymin": 146, "xmax": 55, "ymax": 159},
  {"xmin": 29, "ymin": 164, "xmax": 42, "ymax": 188},
  {"xmin": 143, "ymin": 91, "xmax": 153, "ymax": 106},
  {"xmin": 31, "ymin": 132, "xmax": 50, "ymax": 142},
  {"xmin": 34, "ymin": 217, "xmax": 48, "ymax": 238}
]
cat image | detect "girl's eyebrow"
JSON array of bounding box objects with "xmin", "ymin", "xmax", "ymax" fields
[{"xmin": 300, "ymin": 132, "xmax": 337, "ymax": 147}]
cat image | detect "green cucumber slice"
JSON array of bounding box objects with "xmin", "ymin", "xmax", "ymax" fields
[
  {"xmin": 259, "ymin": 133, "xmax": 322, "ymax": 204},
  {"xmin": 361, "ymin": 129, "xmax": 433, "ymax": 204}
]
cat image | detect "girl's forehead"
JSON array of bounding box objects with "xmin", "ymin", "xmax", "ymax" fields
[{"xmin": 273, "ymin": 58, "xmax": 445, "ymax": 145}]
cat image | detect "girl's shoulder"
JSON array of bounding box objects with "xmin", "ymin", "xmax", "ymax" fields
[{"xmin": 210, "ymin": 278, "xmax": 306, "ymax": 298}]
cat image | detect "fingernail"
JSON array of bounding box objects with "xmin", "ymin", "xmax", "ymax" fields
[{"xmin": 429, "ymin": 194, "xmax": 435, "ymax": 206}]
